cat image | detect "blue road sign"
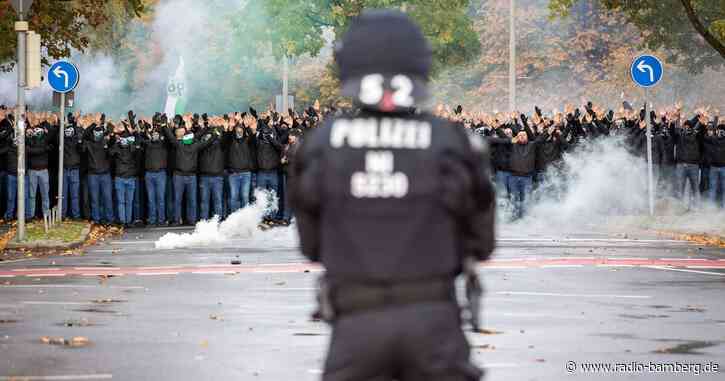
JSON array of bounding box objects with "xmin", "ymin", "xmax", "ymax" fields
[
  {"xmin": 48, "ymin": 61, "xmax": 80, "ymax": 93},
  {"xmin": 630, "ymin": 55, "xmax": 663, "ymax": 88}
]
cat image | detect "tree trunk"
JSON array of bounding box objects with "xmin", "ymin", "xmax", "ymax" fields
[{"xmin": 680, "ymin": 0, "xmax": 725, "ymax": 60}]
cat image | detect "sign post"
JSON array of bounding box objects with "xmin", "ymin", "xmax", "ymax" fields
[
  {"xmin": 10, "ymin": 0, "xmax": 34, "ymax": 241},
  {"xmin": 47, "ymin": 61, "xmax": 80, "ymax": 222},
  {"xmin": 630, "ymin": 54, "xmax": 663, "ymax": 216}
]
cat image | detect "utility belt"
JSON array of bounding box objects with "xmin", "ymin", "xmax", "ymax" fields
[
  {"xmin": 316, "ymin": 259, "xmax": 483, "ymax": 330},
  {"xmin": 316, "ymin": 277, "xmax": 457, "ymax": 322}
]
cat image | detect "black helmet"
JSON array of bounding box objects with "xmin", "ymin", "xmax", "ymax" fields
[{"xmin": 335, "ymin": 10, "xmax": 432, "ymax": 112}]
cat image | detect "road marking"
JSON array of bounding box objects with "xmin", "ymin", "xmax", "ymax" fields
[
  {"xmin": 0, "ymin": 375, "xmax": 113, "ymax": 380},
  {"xmin": 112, "ymin": 241, "xmax": 155, "ymax": 245},
  {"xmin": 646, "ymin": 266, "xmax": 725, "ymax": 277},
  {"xmin": 495, "ymin": 291, "xmax": 651, "ymax": 299},
  {"xmin": 662, "ymin": 258, "xmax": 707, "ymax": 261},
  {"xmin": 499, "ymin": 238, "xmax": 682, "ymax": 243},
  {"xmin": 13, "ymin": 268, "xmax": 61, "ymax": 272},
  {"xmin": 0, "ymin": 275, "xmax": 15, "ymax": 278},
  {"xmin": 26, "ymin": 274, "xmax": 66, "ymax": 277},
  {"xmin": 22, "ymin": 301, "xmax": 94, "ymax": 305},
  {"xmin": 608, "ymin": 257, "xmax": 644, "ymax": 260},
  {"xmin": 0, "ymin": 258, "xmax": 38, "ymax": 265},
  {"xmin": 249, "ymin": 288, "xmax": 316, "ymax": 291},
  {"xmin": 137, "ymin": 272, "xmax": 179, "ymax": 276},
  {"xmin": 541, "ymin": 265, "xmax": 584, "ymax": 268},
  {"xmin": 0, "ymin": 284, "xmax": 144, "ymax": 289},
  {"xmin": 190, "ymin": 271, "xmax": 236, "ymax": 274},
  {"xmin": 75, "ymin": 267, "xmax": 121, "ymax": 271},
  {"xmin": 596, "ymin": 264, "xmax": 635, "ymax": 267}
]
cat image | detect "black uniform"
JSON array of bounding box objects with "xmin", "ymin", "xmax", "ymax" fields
[
  {"xmin": 255, "ymin": 123, "xmax": 283, "ymax": 170},
  {"xmin": 290, "ymin": 10, "xmax": 494, "ymax": 381},
  {"xmin": 224, "ymin": 127, "xmax": 257, "ymax": 172}
]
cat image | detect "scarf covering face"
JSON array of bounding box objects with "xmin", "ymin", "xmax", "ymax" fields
[
  {"xmin": 182, "ymin": 133, "xmax": 194, "ymax": 145},
  {"xmin": 93, "ymin": 129, "xmax": 105, "ymax": 141},
  {"xmin": 64, "ymin": 127, "xmax": 75, "ymax": 138}
]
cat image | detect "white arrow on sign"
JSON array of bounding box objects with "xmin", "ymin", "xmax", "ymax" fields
[
  {"xmin": 637, "ymin": 60, "xmax": 654, "ymax": 82},
  {"xmin": 53, "ymin": 65, "xmax": 69, "ymax": 88}
]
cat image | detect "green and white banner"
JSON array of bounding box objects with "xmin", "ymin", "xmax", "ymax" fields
[{"xmin": 164, "ymin": 56, "xmax": 187, "ymax": 116}]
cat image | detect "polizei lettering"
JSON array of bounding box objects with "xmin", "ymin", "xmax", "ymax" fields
[{"xmin": 330, "ymin": 118, "xmax": 432, "ymax": 149}]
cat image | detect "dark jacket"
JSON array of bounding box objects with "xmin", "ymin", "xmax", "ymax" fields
[
  {"xmin": 162, "ymin": 127, "xmax": 217, "ymax": 176},
  {"xmin": 109, "ymin": 134, "xmax": 141, "ymax": 178},
  {"xmin": 488, "ymin": 129, "xmax": 511, "ymax": 171},
  {"xmin": 27, "ymin": 130, "xmax": 52, "ymax": 170},
  {"xmin": 140, "ymin": 131, "xmax": 169, "ymax": 171},
  {"xmin": 198, "ymin": 127, "xmax": 226, "ymax": 177},
  {"xmin": 535, "ymin": 125, "xmax": 570, "ymax": 171},
  {"xmin": 224, "ymin": 128, "xmax": 257, "ymax": 172},
  {"xmin": 652, "ymin": 122, "xmax": 676, "ymax": 166},
  {"xmin": 61, "ymin": 124, "xmax": 84, "ymax": 169},
  {"xmin": 673, "ymin": 119, "xmax": 703, "ymax": 165},
  {"xmin": 83, "ymin": 125, "xmax": 112, "ymax": 174},
  {"xmin": 255, "ymin": 123, "xmax": 283, "ymax": 170},
  {"xmin": 290, "ymin": 111, "xmax": 495, "ymax": 283},
  {"xmin": 703, "ymin": 133, "xmax": 725, "ymax": 167}
]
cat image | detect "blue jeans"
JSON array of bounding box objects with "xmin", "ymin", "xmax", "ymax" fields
[
  {"xmin": 276, "ymin": 173, "xmax": 292, "ymax": 221},
  {"xmin": 509, "ymin": 175, "xmax": 533, "ymax": 220},
  {"xmin": 173, "ymin": 175, "xmax": 197, "ymax": 224},
  {"xmin": 133, "ymin": 177, "xmax": 142, "ymax": 222},
  {"xmin": 0, "ymin": 171, "xmax": 5, "ymax": 218},
  {"xmin": 709, "ymin": 166, "xmax": 725, "ymax": 208},
  {"xmin": 27, "ymin": 169, "xmax": 50, "ymax": 219},
  {"xmin": 199, "ymin": 175, "xmax": 224, "ymax": 220},
  {"xmin": 62, "ymin": 168, "xmax": 81, "ymax": 219},
  {"xmin": 5, "ymin": 174, "xmax": 29, "ymax": 220},
  {"xmin": 495, "ymin": 170, "xmax": 512, "ymax": 199},
  {"xmin": 114, "ymin": 177, "xmax": 136, "ymax": 224},
  {"xmin": 145, "ymin": 171, "xmax": 167, "ymax": 224},
  {"xmin": 166, "ymin": 174, "xmax": 174, "ymax": 224},
  {"xmin": 88, "ymin": 173, "xmax": 114, "ymax": 224},
  {"xmin": 256, "ymin": 170, "xmax": 279, "ymax": 219},
  {"xmin": 228, "ymin": 171, "xmax": 252, "ymax": 213},
  {"xmin": 677, "ymin": 163, "xmax": 700, "ymax": 208}
]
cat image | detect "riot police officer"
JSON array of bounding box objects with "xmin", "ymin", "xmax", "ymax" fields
[{"xmin": 290, "ymin": 10, "xmax": 495, "ymax": 381}]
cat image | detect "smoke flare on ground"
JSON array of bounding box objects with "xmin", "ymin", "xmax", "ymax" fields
[{"xmin": 155, "ymin": 190, "xmax": 297, "ymax": 250}]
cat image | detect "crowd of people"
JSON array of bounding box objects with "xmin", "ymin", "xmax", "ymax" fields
[
  {"xmin": 0, "ymin": 100, "xmax": 723, "ymax": 227},
  {"xmin": 0, "ymin": 105, "xmax": 321, "ymax": 227},
  {"xmin": 432, "ymin": 101, "xmax": 725, "ymax": 219}
]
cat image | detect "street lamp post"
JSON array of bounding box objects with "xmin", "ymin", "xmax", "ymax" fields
[{"xmin": 508, "ymin": 0, "xmax": 516, "ymax": 112}]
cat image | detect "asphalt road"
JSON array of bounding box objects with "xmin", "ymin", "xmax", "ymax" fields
[{"xmin": 1, "ymin": 224, "xmax": 724, "ymax": 380}]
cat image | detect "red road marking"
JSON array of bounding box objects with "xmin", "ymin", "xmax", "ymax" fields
[{"xmin": 1, "ymin": 257, "xmax": 724, "ymax": 278}]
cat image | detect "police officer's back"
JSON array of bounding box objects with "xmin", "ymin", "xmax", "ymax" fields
[{"xmin": 290, "ymin": 10, "xmax": 495, "ymax": 381}]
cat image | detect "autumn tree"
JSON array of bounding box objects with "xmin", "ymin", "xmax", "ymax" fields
[
  {"xmin": 549, "ymin": 0, "xmax": 725, "ymax": 73},
  {"xmin": 0, "ymin": 0, "xmax": 145, "ymax": 71}
]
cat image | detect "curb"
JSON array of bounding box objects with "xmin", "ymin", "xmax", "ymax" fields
[
  {"xmin": 5, "ymin": 224, "xmax": 91, "ymax": 250},
  {"xmin": 652, "ymin": 230, "xmax": 725, "ymax": 248}
]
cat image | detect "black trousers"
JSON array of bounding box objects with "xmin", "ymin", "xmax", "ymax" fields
[{"xmin": 323, "ymin": 302, "xmax": 482, "ymax": 381}]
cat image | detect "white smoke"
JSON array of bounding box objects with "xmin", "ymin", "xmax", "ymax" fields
[
  {"xmin": 155, "ymin": 189, "xmax": 298, "ymax": 250},
  {"xmin": 500, "ymin": 136, "xmax": 724, "ymax": 237}
]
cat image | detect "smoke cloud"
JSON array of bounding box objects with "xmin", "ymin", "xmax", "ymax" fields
[{"xmin": 155, "ymin": 190, "xmax": 298, "ymax": 250}]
